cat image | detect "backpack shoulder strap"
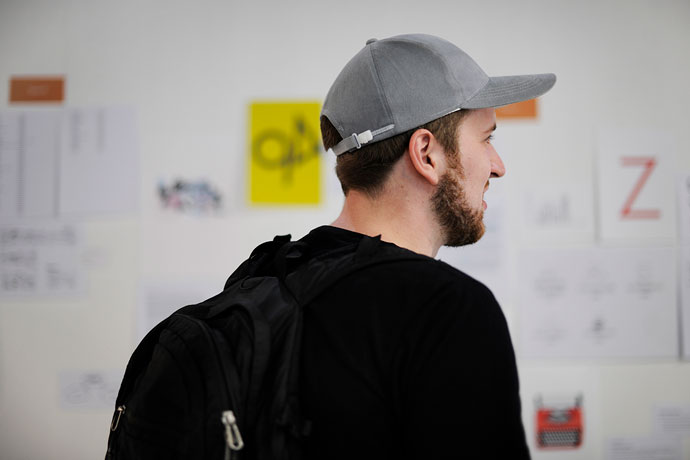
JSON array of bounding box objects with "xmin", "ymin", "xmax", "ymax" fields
[
  {"xmin": 224, "ymin": 234, "xmax": 293, "ymax": 289},
  {"xmin": 113, "ymin": 318, "xmax": 171, "ymax": 407}
]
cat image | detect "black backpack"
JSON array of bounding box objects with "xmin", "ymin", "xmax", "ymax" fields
[{"xmin": 105, "ymin": 233, "xmax": 421, "ymax": 460}]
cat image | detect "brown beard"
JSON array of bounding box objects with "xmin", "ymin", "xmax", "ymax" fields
[{"xmin": 431, "ymin": 166, "xmax": 485, "ymax": 247}]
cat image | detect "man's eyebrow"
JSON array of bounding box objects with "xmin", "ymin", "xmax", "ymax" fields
[{"xmin": 484, "ymin": 123, "xmax": 497, "ymax": 133}]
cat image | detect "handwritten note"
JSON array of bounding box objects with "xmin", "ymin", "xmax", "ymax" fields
[
  {"xmin": 0, "ymin": 223, "xmax": 83, "ymax": 297},
  {"xmin": 605, "ymin": 437, "xmax": 682, "ymax": 460},
  {"xmin": 653, "ymin": 404, "xmax": 690, "ymax": 437}
]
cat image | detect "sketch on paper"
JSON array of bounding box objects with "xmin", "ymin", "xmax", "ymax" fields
[
  {"xmin": 519, "ymin": 247, "xmax": 677, "ymax": 359},
  {"xmin": 535, "ymin": 393, "xmax": 584, "ymax": 450},
  {"xmin": 158, "ymin": 179, "xmax": 222, "ymax": 214}
]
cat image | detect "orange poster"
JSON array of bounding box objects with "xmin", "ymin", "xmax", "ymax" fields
[
  {"xmin": 10, "ymin": 76, "xmax": 65, "ymax": 103},
  {"xmin": 496, "ymin": 99, "xmax": 537, "ymax": 119}
]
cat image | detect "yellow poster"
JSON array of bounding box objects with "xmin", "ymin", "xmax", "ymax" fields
[{"xmin": 248, "ymin": 102, "xmax": 322, "ymax": 205}]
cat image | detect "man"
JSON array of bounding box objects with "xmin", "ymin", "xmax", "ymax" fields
[{"xmin": 295, "ymin": 34, "xmax": 556, "ymax": 459}]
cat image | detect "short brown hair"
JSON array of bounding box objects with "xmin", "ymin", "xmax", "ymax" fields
[{"xmin": 321, "ymin": 110, "xmax": 468, "ymax": 196}]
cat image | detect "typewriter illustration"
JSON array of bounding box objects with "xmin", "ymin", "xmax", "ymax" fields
[{"xmin": 535, "ymin": 394, "xmax": 583, "ymax": 449}]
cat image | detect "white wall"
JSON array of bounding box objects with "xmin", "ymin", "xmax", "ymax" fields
[{"xmin": 0, "ymin": 0, "xmax": 689, "ymax": 458}]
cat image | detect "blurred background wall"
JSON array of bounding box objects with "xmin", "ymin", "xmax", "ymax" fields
[{"xmin": 1, "ymin": 0, "xmax": 689, "ymax": 458}]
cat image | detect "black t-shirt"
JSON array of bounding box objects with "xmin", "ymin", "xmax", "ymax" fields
[{"xmin": 299, "ymin": 226, "xmax": 530, "ymax": 459}]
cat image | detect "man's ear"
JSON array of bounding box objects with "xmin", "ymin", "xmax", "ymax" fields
[{"xmin": 407, "ymin": 129, "xmax": 444, "ymax": 186}]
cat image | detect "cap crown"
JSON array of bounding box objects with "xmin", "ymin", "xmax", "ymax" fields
[
  {"xmin": 322, "ymin": 33, "xmax": 555, "ymax": 156},
  {"xmin": 322, "ymin": 34, "xmax": 489, "ymax": 143}
]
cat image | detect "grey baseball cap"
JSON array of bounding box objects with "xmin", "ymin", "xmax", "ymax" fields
[{"xmin": 322, "ymin": 34, "xmax": 556, "ymax": 156}]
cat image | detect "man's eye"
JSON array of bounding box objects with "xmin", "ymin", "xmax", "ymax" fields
[{"xmin": 486, "ymin": 135, "xmax": 494, "ymax": 143}]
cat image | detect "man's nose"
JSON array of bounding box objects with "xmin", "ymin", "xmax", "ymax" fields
[{"xmin": 490, "ymin": 146, "xmax": 506, "ymax": 178}]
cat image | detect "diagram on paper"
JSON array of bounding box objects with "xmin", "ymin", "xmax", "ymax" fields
[{"xmin": 519, "ymin": 247, "xmax": 677, "ymax": 359}]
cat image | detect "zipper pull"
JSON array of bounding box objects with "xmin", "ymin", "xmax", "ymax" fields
[
  {"xmin": 222, "ymin": 410, "xmax": 244, "ymax": 460},
  {"xmin": 110, "ymin": 405, "xmax": 126, "ymax": 432}
]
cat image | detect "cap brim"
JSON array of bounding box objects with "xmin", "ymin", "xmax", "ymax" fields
[{"xmin": 463, "ymin": 73, "xmax": 556, "ymax": 109}]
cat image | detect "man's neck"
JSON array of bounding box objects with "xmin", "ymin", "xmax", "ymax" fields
[{"xmin": 331, "ymin": 188, "xmax": 442, "ymax": 258}]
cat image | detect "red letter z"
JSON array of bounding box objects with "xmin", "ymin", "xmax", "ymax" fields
[{"xmin": 620, "ymin": 156, "xmax": 660, "ymax": 219}]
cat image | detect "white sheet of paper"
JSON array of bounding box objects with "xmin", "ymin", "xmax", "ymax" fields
[
  {"xmin": 519, "ymin": 247, "xmax": 677, "ymax": 359},
  {"xmin": 59, "ymin": 370, "xmax": 122, "ymax": 410},
  {"xmin": 0, "ymin": 111, "xmax": 62, "ymax": 219},
  {"xmin": 681, "ymin": 246, "xmax": 690, "ymax": 360},
  {"xmin": 138, "ymin": 281, "xmax": 220, "ymax": 342},
  {"xmin": 605, "ymin": 437, "xmax": 682, "ymax": 460},
  {"xmin": 0, "ymin": 222, "xmax": 84, "ymax": 297},
  {"xmin": 653, "ymin": 404, "xmax": 690, "ymax": 437},
  {"xmin": 596, "ymin": 129, "xmax": 676, "ymax": 241},
  {"xmin": 520, "ymin": 182, "xmax": 595, "ymax": 244},
  {"xmin": 0, "ymin": 107, "xmax": 138, "ymax": 221},
  {"xmin": 521, "ymin": 366, "xmax": 601, "ymax": 460},
  {"xmin": 59, "ymin": 106, "xmax": 139, "ymax": 217}
]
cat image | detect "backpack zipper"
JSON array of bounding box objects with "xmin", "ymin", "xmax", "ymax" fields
[
  {"xmin": 221, "ymin": 410, "xmax": 244, "ymax": 460},
  {"xmin": 177, "ymin": 314, "xmax": 245, "ymax": 456},
  {"xmin": 110, "ymin": 405, "xmax": 126, "ymax": 432}
]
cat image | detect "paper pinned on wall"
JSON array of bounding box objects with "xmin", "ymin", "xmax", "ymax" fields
[
  {"xmin": 520, "ymin": 366, "xmax": 602, "ymax": 460},
  {"xmin": 157, "ymin": 178, "xmax": 223, "ymax": 215},
  {"xmin": 533, "ymin": 393, "xmax": 585, "ymax": 451},
  {"xmin": 59, "ymin": 370, "xmax": 122, "ymax": 410},
  {"xmin": 0, "ymin": 110, "xmax": 62, "ymax": 219},
  {"xmin": 0, "ymin": 107, "xmax": 138, "ymax": 221},
  {"xmin": 519, "ymin": 247, "xmax": 678, "ymax": 359},
  {"xmin": 605, "ymin": 437, "xmax": 682, "ymax": 460},
  {"xmin": 0, "ymin": 222, "xmax": 84, "ymax": 297},
  {"xmin": 519, "ymin": 182, "xmax": 595, "ymax": 244},
  {"xmin": 653, "ymin": 404, "xmax": 690, "ymax": 437},
  {"xmin": 59, "ymin": 106, "xmax": 139, "ymax": 216},
  {"xmin": 248, "ymin": 102, "xmax": 322, "ymax": 205},
  {"xmin": 596, "ymin": 129, "xmax": 676, "ymax": 242}
]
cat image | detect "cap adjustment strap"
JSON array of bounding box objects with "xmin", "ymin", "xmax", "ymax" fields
[{"xmin": 328, "ymin": 124, "xmax": 394, "ymax": 156}]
